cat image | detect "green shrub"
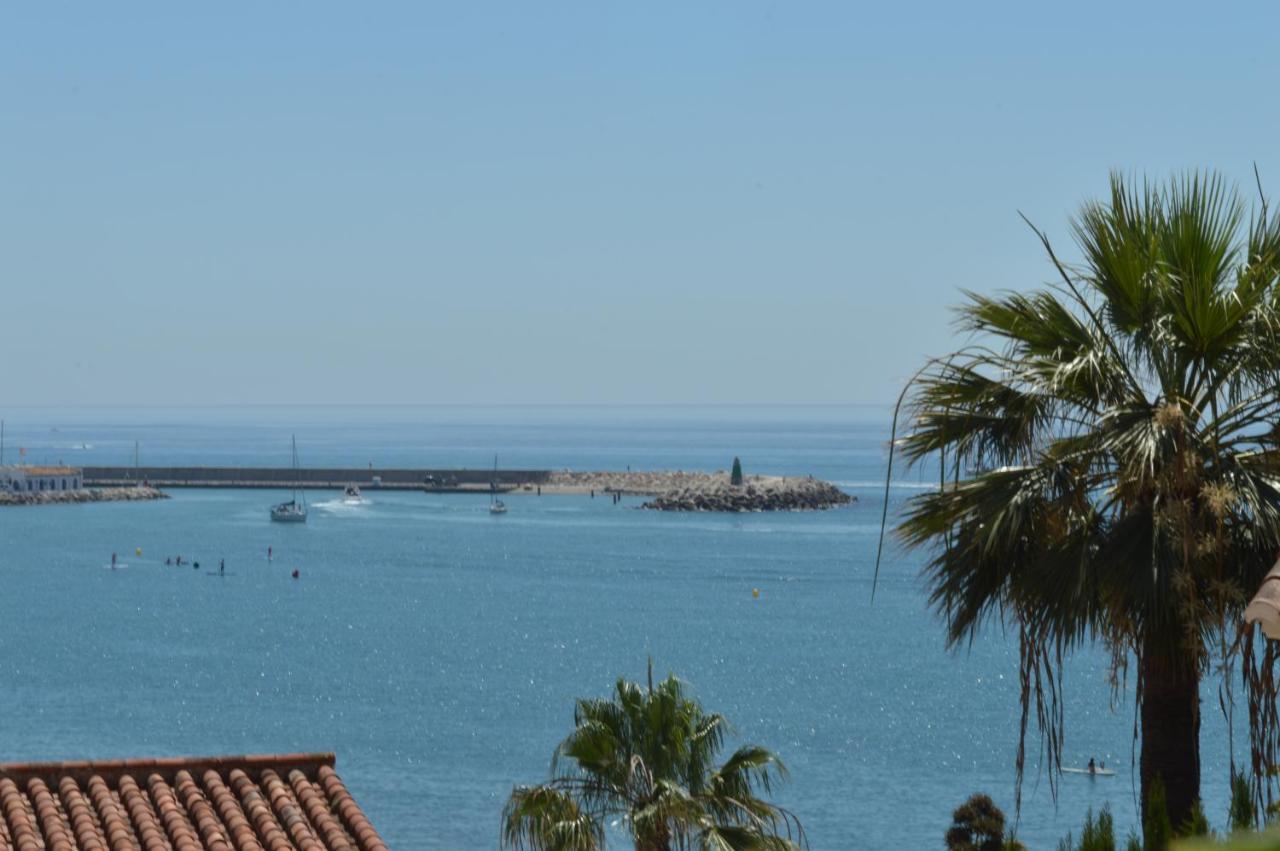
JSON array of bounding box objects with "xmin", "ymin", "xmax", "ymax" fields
[
  {"xmin": 1183, "ymin": 801, "xmax": 1210, "ymax": 838},
  {"xmin": 1231, "ymin": 771, "xmax": 1255, "ymax": 833},
  {"xmin": 1058, "ymin": 806, "xmax": 1116, "ymax": 851},
  {"xmin": 1083, "ymin": 806, "xmax": 1117, "ymax": 851},
  {"xmin": 1146, "ymin": 775, "xmax": 1174, "ymax": 851},
  {"xmin": 946, "ymin": 793, "xmax": 1007, "ymax": 851}
]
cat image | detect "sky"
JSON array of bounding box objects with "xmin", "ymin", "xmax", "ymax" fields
[{"xmin": 4, "ymin": 2, "xmax": 1280, "ymax": 405}]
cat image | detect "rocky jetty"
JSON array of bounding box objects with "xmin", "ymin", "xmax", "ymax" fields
[
  {"xmin": 643, "ymin": 475, "xmax": 853, "ymax": 512},
  {"xmin": 0, "ymin": 486, "xmax": 169, "ymax": 507},
  {"xmin": 545, "ymin": 470, "xmax": 852, "ymax": 511}
]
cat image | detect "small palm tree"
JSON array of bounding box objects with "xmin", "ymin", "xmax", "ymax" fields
[{"xmin": 501, "ymin": 665, "xmax": 805, "ymax": 851}]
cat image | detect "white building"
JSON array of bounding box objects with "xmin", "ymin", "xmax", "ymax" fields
[{"xmin": 0, "ymin": 466, "xmax": 84, "ymax": 493}]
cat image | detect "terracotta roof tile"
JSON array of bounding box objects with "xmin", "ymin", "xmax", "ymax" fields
[{"xmin": 0, "ymin": 755, "xmax": 382, "ymax": 851}]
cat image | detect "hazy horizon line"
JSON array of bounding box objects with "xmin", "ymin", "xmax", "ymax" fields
[{"xmin": 0, "ymin": 400, "xmax": 895, "ymax": 410}]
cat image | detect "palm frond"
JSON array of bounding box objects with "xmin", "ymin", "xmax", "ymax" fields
[{"xmin": 501, "ymin": 785, "xmax": 604, "ymax": 851}]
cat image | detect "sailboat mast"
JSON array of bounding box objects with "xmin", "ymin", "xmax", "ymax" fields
[{"xmin": 293, "ymin": 434, "xmax": 306, "ymax": 508}]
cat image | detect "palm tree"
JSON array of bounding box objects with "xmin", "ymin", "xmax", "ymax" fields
[
  {"xmin": 501, "ymin": 665, "xmax": 805, "ymax": 851},
  {"xmin": 882, "ymin": 171, "xmax": 1280, "ymax": 829}
]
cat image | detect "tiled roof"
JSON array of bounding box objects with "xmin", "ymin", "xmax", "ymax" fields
[{"xmin": 0, "ymin": 753, "xmax": 388, "ymax": 851}]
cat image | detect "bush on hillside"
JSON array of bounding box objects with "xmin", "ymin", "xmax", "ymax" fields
[{"xmin": 946, "ymin": 794, "xmax": 1008, "ymax": 851}]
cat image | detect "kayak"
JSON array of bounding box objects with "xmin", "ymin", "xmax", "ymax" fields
[{"xmin": 1063, "ymin": 767, "xmax": 1116, "ymax": 776}]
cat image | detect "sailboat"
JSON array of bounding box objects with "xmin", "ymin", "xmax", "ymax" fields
[
  {"xmin": 489, "ymin": 454, "xmax": 507, "ymax": 515},
  {"xmin": 270, "ymin": 435, "xmax": 308, "ymax": 523}
]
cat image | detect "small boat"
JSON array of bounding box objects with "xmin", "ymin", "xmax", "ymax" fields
[
  {"xmin": 271, "ymin": 435, "xmax": 308, "ymax": 523},
  {"xmin": 1063, "ymin": 766, "xmax": 1115, "ymax": 777},
  {"xmin": 343, "ymin": 484, "xmax": 363, "ymax": 504},
  {"xmin": 271, "ymin": 499, "xmax": 307, "ymax": 522},
  {"xmin": 489, "ymin": 454, "xmax": 507, "ymax": 514}
]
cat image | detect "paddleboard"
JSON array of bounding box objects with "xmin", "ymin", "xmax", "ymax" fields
[
  {"xmin": 102, "ymin": 564, "xmax": 129, "ymax": 570},
  {"xmin": 1063, "ymin": 767, "xmax": 1115, "ymax": 776}
]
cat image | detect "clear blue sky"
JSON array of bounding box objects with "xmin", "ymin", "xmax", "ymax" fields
[{"xmin": 4, "ymin": 2, "xmax": 1279, "ymax": 405}]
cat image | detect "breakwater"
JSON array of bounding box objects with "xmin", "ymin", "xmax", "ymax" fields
[
  {"xmin": 546, "ymin": 471, "xmax": 854, "ymax": 511},
  {"xmin": 80, "ymin": 467, "xmax": 853, "ymax": 511},
  {"xmin": 0, "ymin": 486, "xmax": 169, "ymax": 507},
  {"xmin": 84, "ymin": 466, "xmax": 552, "ymax": 491},
  {"xmin": 643, "ymin": 476, "xmax": 852, "ymax": 511}
]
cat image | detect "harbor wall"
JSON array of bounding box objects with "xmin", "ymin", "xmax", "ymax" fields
[{"xmin": 83, "ymin": 466, "xmax": 553, "ymax": 490}]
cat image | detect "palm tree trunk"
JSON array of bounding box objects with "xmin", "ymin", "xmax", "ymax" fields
[{"xmin": 1140, "ymin": 639, "xmax": 1201, "ymax": 831}]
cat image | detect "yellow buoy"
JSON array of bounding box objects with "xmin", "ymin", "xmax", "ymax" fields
[
  {"xmin": 752, "ymin": 588, "xmax": 760, "ymax": 599},
  {"xmin": 136, "ymin": 547, "xmax": 142, "ymax": 557}
]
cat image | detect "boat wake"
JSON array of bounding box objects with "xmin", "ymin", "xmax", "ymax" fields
[
  {"xmin": 832, "ymin": 480, "xmax": 940, "ymax": 490},
  {"xmin": 312, "ymin": 498, "xmax": 372, "ymax": 512}
]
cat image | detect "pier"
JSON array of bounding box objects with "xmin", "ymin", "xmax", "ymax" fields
[{"xmin": 83, "ymin": 466, "xmax": 552, "ymax": 492}]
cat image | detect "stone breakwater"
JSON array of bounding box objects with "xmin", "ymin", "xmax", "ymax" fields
[
  {"xmin": 545, "ymin": 471, "xmax": 853, "ymax": 512},
  {"xmin": 643, "ymin": 476, "xmax": 853, "ymax": 512},
  {"xmin": 0, "ymin": 487, "xmax": 169, "ymax": 507}
]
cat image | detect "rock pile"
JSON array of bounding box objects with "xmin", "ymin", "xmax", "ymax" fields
[
  {"xmin": 0, "ymin": 486, "xmax": 169, "ymax": 507},
  {"xmin": 542, "ymin": 470, "xmax": 852, "ymax": 511},
  {"xmin": 643, "ymin": 476, "xmax": 852, "ymax": 512}
]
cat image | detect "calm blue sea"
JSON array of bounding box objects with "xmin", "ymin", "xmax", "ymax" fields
[{"xmin": 0, "ymin": 405, "xmax": 1241, "ymax": 849}]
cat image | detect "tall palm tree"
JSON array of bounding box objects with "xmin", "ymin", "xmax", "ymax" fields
[
  {"xmin": 883, "ymin": 171, "xmax": 1280, "ymax": 829},
  {"xmin": 501, "ymin": 666, "xmax": 805, "ymax": 851}
]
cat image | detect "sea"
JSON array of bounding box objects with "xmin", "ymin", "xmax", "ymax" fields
[{"xmin": 0, "ymin": 405, "xmax": 1244, "ymax": 849}]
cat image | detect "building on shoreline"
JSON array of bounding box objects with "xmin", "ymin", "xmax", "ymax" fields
[{"xmin": 0, "ymin": 465, "xmax": 83, "ymax": 493}]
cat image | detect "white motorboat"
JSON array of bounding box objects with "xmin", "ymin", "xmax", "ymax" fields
[
  {"xmin": 343, "ymin": 484, "xmax": 363, "ymax": 505},
  {"xmin": 271, "ymin": 435, "xmax": 308, "ymax": 523}
]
